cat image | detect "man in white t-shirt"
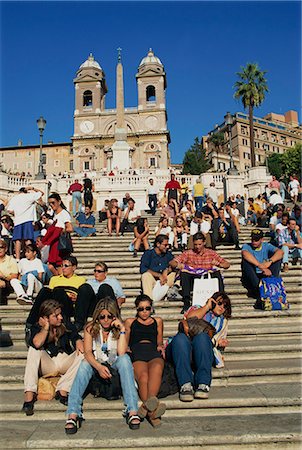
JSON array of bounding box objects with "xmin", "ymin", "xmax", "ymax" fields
[
  {"xmin": 147, "ymin": 179, "xmax": 159, "ymax": 216},
  {"xmin": 121, "ymin": 198, "xmax": 141, "ymax": 235},
  {"xmin": 7, "ymin": 187, "xmax": 44, "ymax": 260},
  {"xmin": 288, "ymin": 176, "xmax": 300, "ymax": 204},
  {"xmin": 206, "ymin": 183, "xmax": 218, "ymax": 205},
  {"xmin": 269, "ymin": 191, "xmax": 284, "ymax": 206}
]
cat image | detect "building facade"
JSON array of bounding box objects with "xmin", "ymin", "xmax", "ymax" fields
[
  {"xmin": 203, "ymin": 110, "xmax": 301, "ymax": 173},
  {"xmin": 0, "ymin": 49, "xmax": 171, "ymax": 176}
]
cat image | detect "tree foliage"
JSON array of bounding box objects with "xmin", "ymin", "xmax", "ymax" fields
[
  {"xmin": 234, "ymin": 63, "xmax": 269, "ymax": 167},
  {"xmin": 182, "ymin": 137, "xmax": 212, "ymax": 175},
  {"xmin": 267, "ymin": 142, "xmax": 301, "ymax": 180}
]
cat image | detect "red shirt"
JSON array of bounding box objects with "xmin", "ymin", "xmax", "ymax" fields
[
  {"xmin": 175, "ymin": 248, "xmax": 226, "ymax": 269},
  {"xmin": 165, "ymin": 180, "xmax": 181, "ymax": 190},
  {"xmin": 68, "ymin": 183, "xmax": 82, "ymax": 194}
]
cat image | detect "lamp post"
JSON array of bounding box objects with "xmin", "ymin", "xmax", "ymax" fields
[
  {"xmin": 224, "ymin": 112, "xmax": 238, "ymax": 175},
  {"xmin": 35, "ymin": 116, "xmax": 46, "ymax": 179}
]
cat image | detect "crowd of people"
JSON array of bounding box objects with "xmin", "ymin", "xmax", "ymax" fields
[{"xmin": 0, "ymin": 172, "xmax": 301, "ymax": 434}]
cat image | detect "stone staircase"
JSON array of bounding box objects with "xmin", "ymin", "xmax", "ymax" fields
[{"xmin": 0, "ymin": 214, "xmax": 301, "ymax": 449}]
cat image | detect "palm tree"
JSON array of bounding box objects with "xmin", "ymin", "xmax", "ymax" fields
[
  {"xmin": 234, "ymin": 63, "xmax": 269, "ymax": 167},
  {"xmin": 208, "ymin": 132, "xmax": 225, "ymax": 171}
]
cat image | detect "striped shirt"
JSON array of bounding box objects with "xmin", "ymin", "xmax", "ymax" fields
[{"xmin": 175, "ymin": 249, "xmax": 226, "ymax": 269}]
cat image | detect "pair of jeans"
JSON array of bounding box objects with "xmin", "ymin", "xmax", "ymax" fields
[
  {"xmin": 241, "ymin": 258, "xmax": 282, "ymax": 299},
  {"xmin": 195, "ymin": 196, "xmax": 204, "ymax": 212},
  {"xmin": 282, "ymin": 245, "xmax": 302, "ymax": 264},
  {"xmin": 73, "ymin": 226, "xmax": 96, "ymax": 237},
  {"xmin": 148, "ymin": 194, "xmax": 157, "ymax": 215},
  {"xmin": 72, "ymin": 191, "xmax": 82, "ymax": 217},
  {"xmin": 166, "ymin": 332, "xmax": 214, "ymax": 387},
  {"xmin": 66, "ymin": 355, "xmax": 138, "ymax": 418}
]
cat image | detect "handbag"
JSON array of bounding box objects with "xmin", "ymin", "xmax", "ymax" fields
[
  {"xmin": 178, "ymin": 316, "xmax": 216, "ymax": 339},
  {"xmin": 58, "ymin": 232, "xmax": 73, "ymax": 254},
  {"xmin": 158, "ymin": 361, "xmax": 179, "ymax": 398},
  {"xmin": 37, "ymin": 372, "xmax": 61, "ymax": 401},
  {"xmin": 259, "ymin": 276, "xmax": 289, "ymax": 311},
  {"xmin": 152, "ymin": 280, "xmax": 170, "ymax": 303},
  {"xmin": 85, "ymin": 362, "xmax": 122, "ymax": 400},
  {"xmin": 192, "ymin": 272, "xmax": 219, "ymax": 306}
]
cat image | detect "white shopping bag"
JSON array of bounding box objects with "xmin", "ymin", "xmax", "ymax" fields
[
  {"xmin": 192, "ymin": 273, "xmax": 219, "ymax": 306},
  {"xmin": 152, "ymin": 280, "xmax": 170, "ymax": 303}
]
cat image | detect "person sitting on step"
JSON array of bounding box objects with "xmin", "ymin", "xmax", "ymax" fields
[
  {"xmin": 74, "ymin": 261, "xmax": 126, "ymax": 331},
  {"xmin": 173, "ymin": 215, "xmax": 189, "ymax": 250},
  {"xmin": 166, "ymin": 292, "xmax": 232, "ymax": 402},
  {"xmin": 170, "ymin": 232, "xmax": 230, "ymax": 313},
  {"xmin": 241, "ymin": 229, "xmax": 283, "ymax": 309},
  {"xmin": 22, "ymin": 299, "xmax": 84, "ymax": 416},
  {"xmin": 65, "ymin": 297, "xmax": 140, "ymax": 434},
  {"xmin": 0, "ymin": 238, "xmax": 18, "ymax": 305},
  {"xmin": 155, "ymin": 217, "xmax": 174, "ymax": 248},
  {"xmin": 211, "ymin": 208, "xmax": 241, "ymax": 250},
  {"xmin": 73, "ymin": 206, "xmax": 96, "ymax": 237},
  {"xmin": 132, "ymin": 218, "xmax": 150, "ymax": 257},
  {"xmin": 120, "ymin": 198, "xmax": 141, "ymax": 235},
  {"xmin": 278, "ymin": 218, "xmax": 302, "ymax": 273},
  {"xmin": 125, "ymin": 294, "xmax": 166, "ymax": 427},
  {"xmin": 106, "ymin": 198, "xmax": 122, "ymax": 237}
]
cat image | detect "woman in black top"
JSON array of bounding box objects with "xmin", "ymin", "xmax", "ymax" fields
[
  {"xmin": 22, "ymin": 299, "xmax": 84, "ymax": 416},
  {"xmin": 125, "ymin": 294, "xmax": 166, "ymax": 427}
]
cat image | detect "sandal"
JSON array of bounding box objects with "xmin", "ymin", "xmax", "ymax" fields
[
  {"xmin": 126, "ymin": 413, "xmax": 141, "ymax": 430},
  {"xmin": 145, "ymin": 396, "xmax": 159, "ymax": 412},
  {"xmin": 147, "ymin": 412, "xmax": 162, "ymax": 428},
  {"xmin": 137, "ymin": 403, "xmax": 148, "ymax": 419},
  {"xmin": 145, "ymin": 396, "xmax": 166, "ymax": 418},
  {"xmin": 65, "ymin": 417, "xmax": 84, "ymax": 435},
  {"xmin": 55, "ymin": 391, "xmax": 68, "ymax": 406}
]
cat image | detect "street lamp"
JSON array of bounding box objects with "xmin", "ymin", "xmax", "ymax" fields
[
  {"xmin": 35, "ymin": 116, "xmax": 46, "ymax": 179},
  {"xmin": 224, "ymin": 112, "xmax": 238, "ymax": 175}
]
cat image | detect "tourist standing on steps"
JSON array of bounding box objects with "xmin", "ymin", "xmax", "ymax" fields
[
  {"xmin": 7, "ymin": 186, "xmax": 44, "ymax": 261},
  {"xmin": 83, "ymin": 176, "xmax": 94, "ymax": 208},
  {"xmin": 241, "ymin": 229, "xmax": 283, "ymax": 309},
  {"xmin": 192, "ymin": 178, "xmax": 205, "ymax": 212},
  {"xmin": 147, "ymin": 178, "xmax": 159, "ymax": 216},
  {"xmin": 68, "ymin": 180, "xmax": 83, "ymax": 217},
  {"xmin": 166, "ymin": 292, "xmax": 232, "ymax": 402},
  {"xmin": 288, "ymin": 175, "xmax": 300, "ymax": 204},
  {"xmin": 180, "ymin": 177, "xmax": 189, "ymax": 208},
  {"xmin": 125, "ymin": 294, "xmax": 166, "ymax": 428},
  {"xmin": 164, "ymin": 173, "xmax": 181, "ymax": 204},
  {"xmin": 65, "ymin": 298, "xmax": 140, "ymax": 433},
  {"xmin": 22, "ymin": 299, "xmax": 84, "ymax": 416}
]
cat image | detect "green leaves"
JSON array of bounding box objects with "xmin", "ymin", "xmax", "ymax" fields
[
  {"xmin": 267, "ymin": 143, "xmax": 301, "ymax": 181},
  {"xmin": 182, "ymin": 137, "xmax": 212, "ymax": 175}
]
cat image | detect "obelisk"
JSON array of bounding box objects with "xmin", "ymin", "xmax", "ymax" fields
[{"xmin": 111, "ymin": 48, "xmax": 131, "ymax": 170}]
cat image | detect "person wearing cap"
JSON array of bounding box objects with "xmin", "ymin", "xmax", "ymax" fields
[{"xmin": 241, "ymin": 229, "xmax": 283, "ymax": 308}]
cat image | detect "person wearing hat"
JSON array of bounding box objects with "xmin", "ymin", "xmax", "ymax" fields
[{"xmin": 241, "ymin": 229, "xmax": 283, "ymax": 309}]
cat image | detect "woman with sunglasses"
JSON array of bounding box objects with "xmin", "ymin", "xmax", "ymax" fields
[
  {"xmin": 173, "ymin": 215, "xmax": 189, "ymax": 250},
  {"xmin": 65, "ymin": 297, "xmax": 140, "ymax": 433},
  {"xmin": 39, "ymin": 193, "xmax": 73, "ymax": 276},
  {"xmin": 124, "ymin": 294, "xmax": 166, "ymax": 427},
  {"xmin": 22, "ymin": 299, "xmax": 84, "ymax": 416},
  {"xmin": 166, "ymin": 292, "xmax": 232, "ymax": 402}
]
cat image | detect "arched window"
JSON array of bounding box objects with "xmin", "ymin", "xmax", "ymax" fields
[
  {"xmin": 146, "ymin": 85, "xmax": 156, "ymax": 102},
  {"xmin": 83, "ymin": 90, "xmax": 93, "ymax": 107}
]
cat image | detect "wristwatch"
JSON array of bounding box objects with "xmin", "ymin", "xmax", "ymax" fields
[{"xmin": 268, "ymin": 259, "xmax": 273, "ymax": 263}]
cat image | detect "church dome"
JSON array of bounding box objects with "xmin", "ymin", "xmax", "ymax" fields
[
  {"xmin": 80, "ymin": 53, "xmax": 102, "ymax": 70},
  {"xmin": 139, "ymin": 49, "xmax": 163, "ymax": 67}
]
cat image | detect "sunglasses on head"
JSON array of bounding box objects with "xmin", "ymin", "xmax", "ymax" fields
[
  {"xmin": 94, "ymin": 269, "xmax": 106, "ymax": 273},
  {"xmin": 137, "ymin": 306, "xmax": 152, "ymax": 312},
  {"xmin": 99, "ymin": 314, "xmax": 114, "ymax": 320}
]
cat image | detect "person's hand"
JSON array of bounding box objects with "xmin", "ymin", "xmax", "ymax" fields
[
  {"xmin": 0, "ymin": 280, "xmax": 6, "ymax": 288},
  {"xmin": 67, "ymin": 292, "xmax": 77, "ymax": 302},
  {"xmin": 262, "ymin": 268, "xmax": 272, "ymax": 276},
  {"xmin": 295, "ymin": 225, "xmax": 300, "ymax": 232},
  {"xmin": 157, "ymin": 344, "xmax": 166, "ymax": 359},
  {"xmin": 38, "ymin": 316, "xmax": 50, "ymax": 330},
  {"xmin": 217, "ymin": 338, "xmax": 229, "ymax": 348},
  {"xmin": 159, "ymin": 273, "xmax": 168, "ymax": 285},
  {"xmin": 177, "ymin": 263, "xmax": 185, "ymax": 270},
  {"xmin": 76, "ymin": 339, "xmax": 84, "ymax": 354},
  {"xmin": 111, "ymin": 318, "xmax": 124, "ymax": 331},
  {"xmin": 259, "ymin": 261, "xmax": 271, "ymax": 270},
  {"xmin": 97, "ymin": 364, "xmax": 112, "ymax": 379}
]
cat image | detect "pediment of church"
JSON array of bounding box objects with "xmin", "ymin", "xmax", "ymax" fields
[
  {"xmin": 74, "ymin": 74, "xmax": 101, "ymax": 83},
  {"xmin": 137, "ymin": 68, "xmax": 165, "ymax": 77}
]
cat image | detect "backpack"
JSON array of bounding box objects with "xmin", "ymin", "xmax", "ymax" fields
[
  {"xmin": 85, "ymin": 363, "xmax": 122, "ymax": 400},
  {"xmin": 158, "ymin": 361, "xmax": 179, "ymax": 399},
  {"xmin": 259, "ymin": 276, "xmax": 289, "ymax": 311}
]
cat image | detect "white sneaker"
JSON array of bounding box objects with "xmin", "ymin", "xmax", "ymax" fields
[
  {"xmin": 17, "ymin": 295, "xmax": 33, "ymax": 306},
  {"xmin": 194, "ymin": 384, "xmax": 210, "ymax": 399}
]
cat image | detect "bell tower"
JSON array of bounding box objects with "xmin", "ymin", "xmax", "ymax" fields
[{"xmin": 136, "ymin": 49, "xmax": 166, "ymax": 111}]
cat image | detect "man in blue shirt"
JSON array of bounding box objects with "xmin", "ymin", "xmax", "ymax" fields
[
  {"xmin": 73, "ymin": 206, "xmax": 96, "ymax": 237},
  {"xmin": 140, "ymin": 234, "xmax": 175, "ymax": 299},
  {"xmin": 241, "ymin": 229, "xmax": 283, "ymax": 309},
  {"xmin": 74, "ymin": 261, "xmax": 125, "ymax": 331}
]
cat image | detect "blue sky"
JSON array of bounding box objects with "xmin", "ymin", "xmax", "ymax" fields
[{"xmin": 0, "ymin": 1, "xmax": 301, "ymax": 163}]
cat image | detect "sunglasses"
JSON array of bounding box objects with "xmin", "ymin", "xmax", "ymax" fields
[
  {"xmin": 0, "ymin": 245, "xmax": 6, "ymax": 249},
  {"xmin": 216, "ymin": 301, "xmax": 225, "ymax": 307},
  {"xmin": 94, "ymin": 269, "xmax": 106, "ymax": 273},
  {"xmin": 49, "ymin": 201, "xmax": 56, "ymax": 205},
  {"xmin": 99, "ymin": 314, "xmax": 114, "ymax": 320},
  {"xmin": 62, "ymin": 264, "xmax": 72, "ymax": 268},
  {"xmin": 137, "ymin": 306, "xmax": 152, "ymax": 312}
]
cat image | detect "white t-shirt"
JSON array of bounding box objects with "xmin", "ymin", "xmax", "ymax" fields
[
  {"xmin": 147, "ymin": 185, "xmax": 159, "ymax": 195},
  {"xmin": 289, "ymin": 180, "xmax": 300, "ymax": 191},
  {"xmin": 190, "ymin": 220, "xmax": 211, "ymax": 235},
  {"xmin": 54, "ymin": 209, "xmax": 71, "ymax": 228},
  {"xmin": 269, "ymin": 193, "xmax": 283, "ymax": 205},
  {"xmin": 126, "ymin": 208, "xmax": 141, "ymax": 223},
  {"xmin": 269, "ymin": 215, "xmax": 280, "ymax": 227},
  {"xmin": 7, "ymin": 192, "xmax": 41, "ymax": 226},
  {"xmin": 18, "ymin": 257, "xmax": 44, "ymax": 275},
  {"xmin": 276, "ymin": 223, "xmax": 287, "ymax": 233},
  {"xmin": 206, "ymin": 187, "xmax": 218, "ymax": 204},
  {"xmin": 155, "ymin": 226, "xmax": 172, "ymax": 235},
  {"xmin": 231, "ymin": 208, "xmax": 239, "ymax": 218}
]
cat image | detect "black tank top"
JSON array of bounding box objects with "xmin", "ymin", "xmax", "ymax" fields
[{"xmin": 129, "ymin": 318, "xmax": 157, "ymax": 349}]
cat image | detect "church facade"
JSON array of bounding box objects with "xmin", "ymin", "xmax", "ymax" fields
[{"xmin": 0, "ymin": 49, "xmax": 171, "ymax": 176}]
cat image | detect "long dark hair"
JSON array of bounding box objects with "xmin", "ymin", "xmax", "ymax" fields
[
  {"xmin": 212, "ymin": 292, "xmax": 232, "ymax": 319},
  {"xmin": 48, "ymin": 192, "xmax": 67, "ymax": 210}
]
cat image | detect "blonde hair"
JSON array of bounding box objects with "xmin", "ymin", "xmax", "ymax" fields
[{"xmin": 85, "ymin": 297, "xmax": 122, "ymax": 340}]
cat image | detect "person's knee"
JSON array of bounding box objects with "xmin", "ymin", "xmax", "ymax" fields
[
  {"xmin": 137, "ymin": 370, "xmax": 149, "ymax": 384},
  {"xmin": 172, "ymin": 332, "xmax": 190, "ymax": 350},
  {"xmin": 193, "ymin": 332, "xmax": 211, "ymax": 347}
]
